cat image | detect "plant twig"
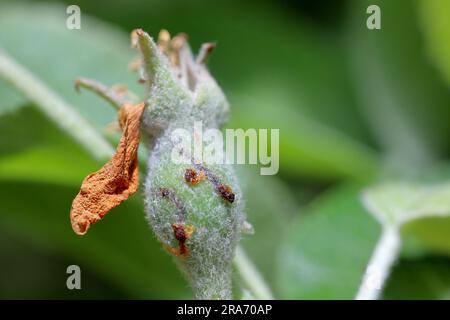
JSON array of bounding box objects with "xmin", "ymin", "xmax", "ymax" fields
[
  {"xmin": 355, "ymin": 226, "xmax": 401, "ymax": 300},
  {"xmin": 0, "ymin": 49, "xmax": 114, "ymax": 161},
  {"xmin": 234, "ymin": 245, "xmax": 274, "ymax": 300},
  {"xmin": 75, "ymin": 76, "xmax": 126, "ymax": 110}
]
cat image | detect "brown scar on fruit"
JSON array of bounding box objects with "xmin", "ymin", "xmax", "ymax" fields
[
  {"xmin": 184, "ymin": 168, "xmax": 206, "ymax": 185},
  {"xmin": 189, "ymin": 165, "xmax": 236, "ymax": 204},
  {"xmin": 217, "ymin": 184, "xmax": 235, "ymax": 203},
  {"xmin": 158, "ymin": 187, "xmax": 195, "ymax": 257},
  {"xmin": 70, "ymin": 102, "xmax": 145, "ymax": 235},
  {"xmin": 167, "ymin": 223, "xmax": 195, "ymax": 257},
  {"xmin": 159, "ymin": 187, "xmax": 187, "ymax": 223}
]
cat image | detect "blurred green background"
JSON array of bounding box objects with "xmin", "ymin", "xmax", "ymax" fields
[{"xmin": 1, "ymin": 0, "xmax": 450, "ymax": 299}]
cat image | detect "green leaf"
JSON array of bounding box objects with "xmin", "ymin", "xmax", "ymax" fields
[
  {"xmin": 229, "ymin": 90, "xmax": 380, "ymax": 181},
  {"xmin": 0, "ymin": 105, "xmax": 99, "ymax": 185},
  {"xmin": 402, "ymin": 216, "xmax": 450, "ymax": 257},
  {"xmin": 0, "ymin": 227, "xmax": 127, "ymax": 299},
  {"xmin": 417, "ymin": 0, "xmax": 450, "ymax": 87},
  {"xmin": 276, "ymin": 184, "xmax": 381, "ymax": 299},
  {"xmin": 0, "ymin": 78, "xmax": 25, "ymax": 115},
  {"xmin": 0, "ymin": 180, "xmax": 190, "ymax": 299},
  {"xmin": 277, "ymin": 180, "xmax": 450, "ymax": 299},
  {"xmin": 362, "ymin": 182, "xmax": 450, "ymax": 226},
  {"xmin": 346, "ymin": 0, "xmax": 450, "ymax": 168},
  {"xmin": 238, "ymin": 167, "xmax": 298, "ymax": 295},
  {"xmin": 383, "ymin": 256, "xmax": 450, "ymax": 300},
  {"xmin": 0, "ymin": 1, "xmax": 143, "ymax": 131},
  {"xmin": 359, "ymin": 181, "xmax": 450, "ymax": 299}
]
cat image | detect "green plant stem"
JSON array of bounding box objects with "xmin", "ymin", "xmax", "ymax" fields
[
  {"xmin": 0, "ymin": 49, "xmax": 274, "ymax": 300},
  {"xmin": 234, "ymin": 245, "xmax": 274, "ymax": 299},
  {"xmin": 0, "ymin": 49, "xmax": 114, "ymax": 161},
  {"xmin": 355, "ymin": 226, "xmax": 401, "ymax": 300}
]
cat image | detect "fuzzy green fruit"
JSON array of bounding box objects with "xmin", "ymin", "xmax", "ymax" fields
[{"xmin": 135, "ymin": 29, "xmax": 247, "ymax": 299}]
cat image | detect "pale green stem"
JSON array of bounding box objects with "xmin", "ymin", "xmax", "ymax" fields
[
  {"xmin": 0, "ymin": 49, "xmax": 273, "ymax": 300},
  {"xmin": 234, "ymin": 245, "xmax": 274, "ymax": 300},
  {"xmin": 355, "ymin": 225, "xmax": 401, "ymax": 300},
  {"xmin": 75, "ymin": 76, "xmax": 125, "ymax": 110},
  {"xmin": 0, "ymin": 49, "xmax": 114, "ymax": 161}
]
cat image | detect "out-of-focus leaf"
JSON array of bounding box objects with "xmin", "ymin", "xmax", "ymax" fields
[
  {"xmin": 360, "ymin": 182, "xmax": 450, "ymax": 298},
  {"xmin": 0, "ymin": 1, "xmax": 143, "ymax": 131},
  {"xmin": 276, "ymin": 184, "xmax": 381, "ymax": 299},
  {"xmin": 230, "ymin": 90, "xmax": 380, "ymax": 181},
  {"xmin": 0, "ymin": 228, "xmax": 127, "ymax": 299},
  {"xmin": 0, "ymin": 180, "xmax": 190, "ymax": 299},
  {"xmin": 238, "ymin": 167, "xmax": 298, "ymax": 294},
  {"xmin": 362, "ymin": 182, "xmax": 450, "ymax": 226},
  {"xmin": 417, "ymin": 0, "xmax": 450, "ymax": 88},
  {"xmin": 0, "ymin": 106, "xmax": 98, "ymax": 185},
  {"xmin": 277, "ymin": 180, "xmax": 450, "ymax": 299},
  {"xmin": 347, "ymin": 0, "xmax": 450, "ymax": 168},
  {"xmin": 0, "ymin": 79, "xmax": 25, "ymax": 115},
  {"xmin": 383, "ymin": 256, "xmax": 450, "ymax": 300},
  {"xmin": 402, "ymin": 217, "xmax": 450, "ymax": 257},
  {"xmin": 399, "ymin": 165, "xmax": 450, "ymax": 258}
]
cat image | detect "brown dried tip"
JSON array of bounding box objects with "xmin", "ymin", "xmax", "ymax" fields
[
  {"xmin": 184, "ymin": 168, "xmax": 206, "ymax": 185},
  {"xmin": 217, "ymin": 184, "xmax": 235, "ymax": 203},
  {"xmin": 157, "ymin": 29, "xmax": 171, "ymax": 53},
  {"xmin": 131, "ymin": 28, "xmax": 144, "ymax": 48},
  {"xmin": 70, "ymin": 102, "xmax": 145, "ymax": 235},
  {"xmin": 196, "ymin": 42, "xmax": 216, "ymax": 64},
  {"xmin": 169, "ymin": 223, "xmax": 195, "ymax": 257},
  {"xmin": 74, "ymin": 78, "xmax": 82, "ymax": 93}
]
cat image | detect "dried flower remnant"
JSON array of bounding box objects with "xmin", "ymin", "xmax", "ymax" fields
[{"xmin": 70, "ymin": 102, "xmax": 145, "ymax": 235}]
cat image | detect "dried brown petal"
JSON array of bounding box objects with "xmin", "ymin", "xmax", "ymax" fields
[{"xmin": 70, "ymin": 102, "xmax": 145, "ymax": 235}]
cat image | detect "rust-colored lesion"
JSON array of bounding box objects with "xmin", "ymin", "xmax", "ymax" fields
[
  {"xmin": 184, "ymin": 168, "xmax": 206, "ymax": 185},
  {"xmin": 184, "ymin": 166, "xmax": 236, "ymax": 204},
  {"xmin": 158, "ymin": 187, "xmax": 195, "ymax": 257},
  {"xmin": 168, "ymin": 223, "xmax": 195, "ymax": 257},
  {"xmin": 70, "ymin": 102, "xmax": 145, "ymax": 235},
  {"xmin": 217, "ymin": 184, "xmax": 235, "ymax": 203}
]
